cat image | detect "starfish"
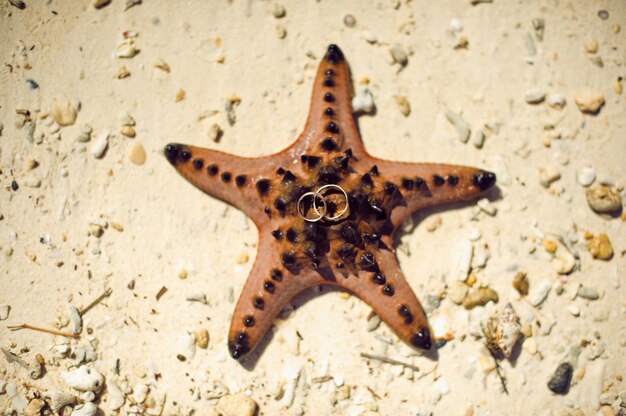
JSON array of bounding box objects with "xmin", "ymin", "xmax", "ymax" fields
[{"xmin": 164, "ymin": 44, "xmax": 496, "ymax": 360}]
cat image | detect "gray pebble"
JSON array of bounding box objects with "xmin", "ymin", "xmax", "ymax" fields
[
  {"xmin": 547, "ymin": 362, "xmax": 573, "ymax": 394},
  {"xmin": 524, "ymin": 89, "xmax": 545, "ymax": 104},
  {"xmin": 577, "ymin": 286, "xmax": 599, "ymax": 300}
]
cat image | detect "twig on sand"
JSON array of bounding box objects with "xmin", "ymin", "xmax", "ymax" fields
[
  {"xmin": 360, "ymin": 352, "xmax": 420, "ymax": 373},
  {"xmin": 8, "ymin": 323, "xmax": 80, "ymax": 339}
]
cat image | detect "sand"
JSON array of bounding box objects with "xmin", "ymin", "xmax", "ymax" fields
[{"xmin": 1, "ymin": 1, "xmax": 625, "ymax": 415}]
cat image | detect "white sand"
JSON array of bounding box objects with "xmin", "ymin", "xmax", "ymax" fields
[{"xmin": 1, "ymin": 1, "xmax": 625, "ymax": 415}]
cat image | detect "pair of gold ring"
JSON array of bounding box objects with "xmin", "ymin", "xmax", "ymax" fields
[{"xmin": 297, "ymin": 184, "xmax": 349, "ymax": 222}]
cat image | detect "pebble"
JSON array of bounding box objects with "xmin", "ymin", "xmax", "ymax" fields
[
  {"xmin": 61, "ymin": 366, "xmax": 104, "ymax": 392},
  {"xmin": 586, "ymin": 185, "xmax": 622, "ymax": 213},
  {"xmin": 207, "ymin": 123, "xmax": 223, "ymax": 143},
  {"xmin": 195, "ymin": 328, "xmax": 209, "ymax": 349},
  {"xmin": 598, "ymin": 9, "xmax": 609, "ymax": 20},
  {"xmin": 23, "ymin": 177, "xmax": 41, "ymax": 188},
  {"xmin": 538, "ymin": 165, "xmax": 561, "ymax": 188},
  {"xmin": 546, "ymin": 93, "xmax": 566, "ymax": 109},
  {"xmin": 68, "ymin": 304, "xmax": 82, "ymax": 334},
  {"xmin": 120, "ymin": 125, "xmax": 136, "ymax": 138},
  {"xmin": 106, "ymin": 381, "xmax": 125, "ymax": 411},
  {"xmin": 47, "ymin": 390, "xmax": 76, "ymax": 413},
  {"xmin": 614, "ymin": 78, "xmax": 623, "ymax": 94},
  {"xmin": 133, "ymin": 384, "xmax": 149, "ymax": 403},
  {"xmin": 0, "ymin": 304, "xmax": 10, "ymax": 320},
  {"xmin": 577, "ymin": 286, "xmax": 600, "ymax": 300},
  {"xmin": 574, "ymin": 90, "xmax": 605, "ymax": 115},
  {"xmin": 512, "ymin": 272, "xmax": 529, "ymax": 296},
  {"xmin": 578, "ymin": 166, "xmax": 596, "ymax": 187},
  {"xmin": 445, "ymin": 110, "xmax": 470, "ymax": 143},
  {"xmin": 587, "ymin": 234, "xmax": 613, "ymax": 260},
  {"xmin": 275, "ymin": 25, "xmax": 287, "ymax": 39},
  {"xmin": 76, "ymin": 124, "xmax": 93, "ymax": 142},
  {"xmin": 176, "ymin": 331, "xmax": 196, "ymax": 360},
  {"xmin": 584, "ymin": 39, "xmax": 599, "ymax": 54},
  {"xmin": 91, "ymin": 0, "xmax": 111, "ymax": 8},
  {"xmin": 23, "ymin": 399, "xmax": 45, "ymax": 416},
  {"xmin": 389, "ymin": 45, "xmax": 408, "ymax": 67},
  {"xmin": 547, "ymin": 362, "xmax": 573, "ymax": 394},
  {"xmin": 395, "ymin": 95, "xmax": 411, "ymax": 117},
  {"xmin": 447, "ymin": 281, "xmax": 468, "ymax": 304},
  {"xmin": 51, "ymin": 99, "xmax": 78, "ymax": 126},
  {"xmin": 462, "ymin": 287, "xmax": 498, "ymax": 309},
  {"xmin": 127, "ymin": 142, "xmax": 146, "ymax": 165},
  {"xmin": 216, "ymin": 393, "xmax": 258, "ymax": 416},
  {"xmin": 476, "ymin": 199, "xmax": 497, "ymax": 216},
  {"xmin": 176, "ymin": 89, "xmax": 186, "ymax": 102},
  {"xmin": 524, "ymin": 89, "xmax": 545, "ymax": 104},
  {"xmin": 343, "ymin": 14, "xmax": 356, "ymax": 28},
  {"xmin": 366, "ymin": 312, "xmax": 382, "ymax": 331},
  {"xmin": 450, "ymin": 239, "xmax": 473, "ymax": 281},
  {"xmin": 72, "ymin": 402, "xmax": 98, "ymax": 416},
  {"xmin": 90, "ymin": 131, "xmax": 110, "ymax": 158},
  {"xmin": 352, "ymin": 87, "xmax": 375, "ymax": 114},
  {"xmin": 529, "ymin": 279, "xmax": 551, "ymax": 306},
  {"xmin": 567, "ymin": 304, "xmax": 580, "ymax": 317},
  {"xmin": 272, "ymin": 3, "xmax": 286, "ymax": 18},
  {"xmin": 117, "ymin": 66, "xmax": 130, "ymax": 79},
  {"xmin": 472, "ymin": 129, "xmax": 485, "ymax": 148}
]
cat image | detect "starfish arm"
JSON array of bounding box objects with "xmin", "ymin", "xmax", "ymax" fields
[
  {"xmin": 164, "ymin": 143, "xmax": 282, "ymax": 225},
  {"xmin": 336, "ymin": 244, "xmax": 432, "ymax": 350},
  {"xmin": 373, "ymin": 159, "xmax": 496, "ymax": 227},
  {"xmin": 290, "ymin": 44, "xmax": 367, "ymax": 158},
  {"xmin": 227, "ymin": 233, "xmax": 327, "ymax": 359}
]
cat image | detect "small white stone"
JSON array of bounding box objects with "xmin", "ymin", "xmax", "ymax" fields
[
  {"xmin": 445, "ymin": 110, "xmax": 470, "ymax": 143},
  {"xmin": 361, "ymin": 30, "xmax": 378, "ymax": 44},
  {"xmin": 538, "ymin": 165, "xmax": 561, "ymax": 188},
  {"xmin": 106, "ymin": 381, "xmax": 125, "ymax": 411},
  {"xmin": 61, "ymin": 366, "xmax": 104, "ymax": 392},
  {"xmin": 333, "ymin": 375, "xmax": 345, "ymax": 387},
  {"xmin": 177, "ymin": 331, "xmax": 196, "ymax": 360},
  {"xmin": 567, "ymin": 304, "xmax": 580, "ymax": 317},
  {"xmin": 434, "ymin": 377, "xmax": 450, "ymax": 394},
  {"xmin": 547, "ymin": 93, "xmax": 566, "ymax": 109},
  {"xmin": 578, "ymin": 166, "xmax": 596, "ymax": 187},
  {"xmin": 472, "ymin": 129, "xmax": 485, "ymax": 148},
  {"xmin": 133, "ymin": 384, "xmax": 149, "ymax": 404},
  {"xmin": 524, "ymin": 89, "xmax": 545, "ymax": 104},
  {"xmin": 51, "ymin": 99, "xmax": 78, "ymax": 127},
  {"xmin": 476, "ymin": 198, "xmax": 497, "ymax": 216},
  {"xmin": 351, "ymin": 87, "xmax": 376, "ymax": 114},
  {"xmin": 80, "ymin": 391, "xmax": 95, "ymax": 402},
  {"xmin": 0, "ymin": 305, "xmax": 10, "ymax": 320},
  {"xmin": 72, "ymin": 402, "xmax": 98, "ymax": 416},
  {"xmin": 450, "ymin": 240, "xmax": 473, "ymax": 282},
  {"xmin": 529, "ymin": 279, "xmax": 552, "ymax": 307},
  {"xmin": 450, "ymin": 18, "xmax": 463, "ymax": 32},
  {"xmin": 46, "ymin": 390, "xmax": 76, "ymax": 413},
  {"xmin": 468, "ymin": 229, "xmax": 482, "ymax": 241},
  {"xmin": 68, "ymin": 305, "xmax": 82, "ymax": 334},
  {"xmin": 90, "ymin": 131, "xmax": 110, "ymax": 159},
  {"xmin": 523, "ymin": 337, "xmax": 538, "ymax": 355}
]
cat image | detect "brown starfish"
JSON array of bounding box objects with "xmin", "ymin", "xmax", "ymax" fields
[{"xmin": 164, "ymin": 44, "xmax": 496, "ymax": 360}]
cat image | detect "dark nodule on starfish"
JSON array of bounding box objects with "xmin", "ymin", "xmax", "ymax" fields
[
  {"xmin": 164, "ymin": 143, "xmax": 185, "ymax": 165},
  {"xmin": 325, "ymin": 44, "xmax": 344, "ymax": 64},
  {"xmin": 472, "ymin": 170, "xmax": 497, "ymax": 191},
  {"xmin": 411, "ymin": 327, "xmax": 432, "ymax": 350},
  {"xmin": 229, "ymin": 331, "xmax": 250, "ymax": 360}
]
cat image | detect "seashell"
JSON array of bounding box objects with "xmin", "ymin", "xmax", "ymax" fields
[
  {"xmin": 482, "ymin": 303, "xmax": 521, "ymax": 358},
  {"xmin": 72, "ymin": 402, "xmax": 98, "ymax": 416},
  {"xmin": 114, "ymin": 39, "xmax": 139, "ymax": 59},
  {"xmin": 46, "ymin": 390, "xmax": 76, "ymax": 412},
  {"xmin": 61, "ymin": 366, "xmax": 104, "ymax": 392}
]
